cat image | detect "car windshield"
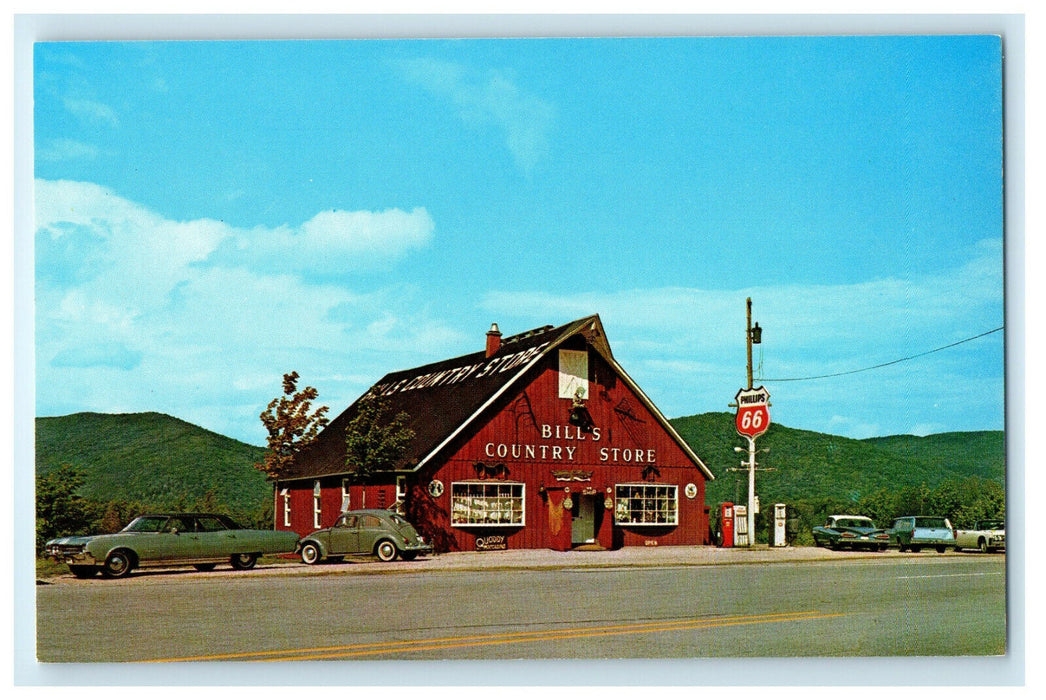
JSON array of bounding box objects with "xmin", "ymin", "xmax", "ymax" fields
[
  {"xmin": 121, "ymin": 516, "xmax": 169, "ymax": 533},
  {"xmin": 915, "ymin": 517, "xmax": 949, "ymax": 528},
  {"xmin": 980, "ymin": 520, "xmax": 1004, "ymax": 530},
  {"xmin": 838, "ymin": 518, "xmax": 874, "ymax": 528}
]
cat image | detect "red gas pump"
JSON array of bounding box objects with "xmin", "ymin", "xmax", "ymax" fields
[{"xmin": 717, "ymin": 502, "xmax": 735, "ymax": 548}]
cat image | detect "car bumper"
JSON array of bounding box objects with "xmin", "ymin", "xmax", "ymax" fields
[
  {"xmin": 842, "ymin": 536, "xmax": 888, "ymax": 545},
  {"xmin": 47, "ymin": 549, "xmax": 97, "ymax": 566},
  {"xmin": 402, "ymin": 543, "xmax": 433, "ymax": 554}
]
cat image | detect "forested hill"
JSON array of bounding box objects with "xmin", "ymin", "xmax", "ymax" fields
[
  {"xmin": 36, "ymin": 411, "xmax": 1004, "ymax": 523},
  {"xmin": 669, "ymin": 412, "xmax": 1005, "ymax": 507},
  {"xmin": 35, "ymin": 412, "xmax": 270, "ymax": 520}
]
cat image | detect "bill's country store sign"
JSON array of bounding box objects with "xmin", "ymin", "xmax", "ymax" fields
[{"xmin": 276, "ymin": 316, "xmax": 715, "ymax": 553}]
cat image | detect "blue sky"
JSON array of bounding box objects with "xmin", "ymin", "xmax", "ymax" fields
[{"xmin": 31, "ymin": 35, "xmax": 1005, "ymax": 445}]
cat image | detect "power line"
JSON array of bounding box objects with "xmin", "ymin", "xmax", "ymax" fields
[{"xmin": 759, "ymin": 326, "xmax": 1003, "ymax": 383}]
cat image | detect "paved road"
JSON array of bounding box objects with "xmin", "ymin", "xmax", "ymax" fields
[{"xmin": 36, "ymin": 552, "xmax": 1005, "ymax": 664}]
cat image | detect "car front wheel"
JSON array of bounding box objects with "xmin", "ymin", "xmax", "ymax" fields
[
  {"xmin": 979, "ymin": 539, "xmax": 989, "ymax": 553},
  {"xmin": 300, "ymin": 542, "xmax": 323, "ymax": 565},
  {"xmin": 375, "ymin": 540, "xmax": 398, "ymax": 562},
  {"xmin": 102, "ymin": 550, "xmax": 134, "ymax": 578},
  {"xmin": 230, "ymin": 553, "xmax": 258, "ymax": 570}
]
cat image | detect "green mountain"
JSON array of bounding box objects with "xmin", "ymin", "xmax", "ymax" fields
[
  {"xmin": 669, "ymin": 412, "xmax": 1005, "ymax": 508},
  {"xmin": 35, "ymin": 412, "xmax": 270, "ymax": 519},
  {"xmin": 35, "ymin": 411, "xmax": 1005, "ymax": 525}
]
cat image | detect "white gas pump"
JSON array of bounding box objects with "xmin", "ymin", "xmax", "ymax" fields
[
  {"xmin": 773, "ymin": 503, "xmax": 787, "ymax": 547},
  {"xmin": 733, "ymin": 504, "xmax": 749, "ymax": 546}
]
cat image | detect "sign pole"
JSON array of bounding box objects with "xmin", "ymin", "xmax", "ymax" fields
[{"xmin": 747, "ymin": 435, "xmax": 756, "ymax": 545}]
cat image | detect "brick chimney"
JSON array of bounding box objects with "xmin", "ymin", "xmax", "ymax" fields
[{"xmin": 485, "ymin": 322, "xmax": 502, "ymax": 358}]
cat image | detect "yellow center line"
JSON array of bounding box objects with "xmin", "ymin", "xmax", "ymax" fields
[{"xmin": 142, "ymin": 610, "xmax": 845, "ymax": 663}]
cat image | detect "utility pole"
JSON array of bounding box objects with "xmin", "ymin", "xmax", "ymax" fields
[
  {"xmin": 731, "ymin": 297, "xmax": 768, "ymax": 546},
  {"xmin": 746, "ymin": 297, "xmax": 754, "ymax": 390}
]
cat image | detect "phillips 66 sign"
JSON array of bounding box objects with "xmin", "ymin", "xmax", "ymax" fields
[{"xmin": 735, "ymin": 386, "xmax": 771, "ymax": 439}]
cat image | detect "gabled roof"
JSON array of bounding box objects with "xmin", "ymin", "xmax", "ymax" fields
[{"xmin": 281, "ymin": 315, "xmax": 712, "ymax": 481}]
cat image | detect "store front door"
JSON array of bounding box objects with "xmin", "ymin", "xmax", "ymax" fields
[{"xmin": 571, "ymin": 494, "xmax": 598, "ymax": 546}]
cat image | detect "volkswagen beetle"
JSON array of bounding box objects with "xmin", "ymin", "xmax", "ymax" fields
[{"xmin": 298, "ymin": 509, "xmax": 432, "ymax": 564}]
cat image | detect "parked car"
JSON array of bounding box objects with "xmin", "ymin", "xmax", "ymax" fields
[
  {"xmin": 44, "ymin": 513, "xmax": 300, "ymax": 579},
  {"xmin": 954, "ymin": 519, "xmax": 1006, "ymax": 553},
  {"xmin": 298, "ymin": 509, "xmax": 432, "ymax": 564},
  {"xmin": 889, "ymin": 515, "xmax": 956, "ymax": 553},
  {"xmin": 812, "ymin": 515, "xmax": 890, "ymax": 551}
]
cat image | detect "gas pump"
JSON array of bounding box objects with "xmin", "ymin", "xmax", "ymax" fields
[
  {"xmin": 733, "ymin": 504, "xmax": 749, "ymax": 546},
  {"xmin": 717, "ymin": 503, "xmax": 734, "ymax": 548},
  {"xmin": 773, "ymin": 503, "xmax": 787, "ymax": 547}
]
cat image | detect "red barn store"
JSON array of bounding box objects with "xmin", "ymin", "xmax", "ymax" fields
[{"xmin": 275, "ymin": 315, "xmax": 715, "ymax": 552}]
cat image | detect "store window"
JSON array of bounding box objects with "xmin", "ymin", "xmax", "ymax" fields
[
  {"xmin": 615, "ymin": 484, "xmax": 678, "ymax": 525},
  {"xmin": 450, "ymin": 482, "xmax": 525, "ymax": 526}
]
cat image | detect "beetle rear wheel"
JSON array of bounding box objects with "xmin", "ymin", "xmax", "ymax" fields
[
  {"xmin": 102, "ymin": 550, "xmax": 134, "ymax": 578},
  {"xmin": 300, "ymin": 542, "xmax": 323, "ymax": 565},
  {"xmin": 230, "ymin": 553, "xmax": 258, "ymax": 570},
  {"xmin": 375, "ymin": 540, "xmax": 398, "ymax": 562}
]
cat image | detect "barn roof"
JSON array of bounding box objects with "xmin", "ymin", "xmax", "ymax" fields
[{"xmin": 280, "ymin": 314, "xmax": 711, "ymax": 481}]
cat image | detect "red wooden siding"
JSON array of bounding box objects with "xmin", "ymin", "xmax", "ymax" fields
[
  {"xmin": 410, "ymin": 349, "xmax": 709, "ymax": 551},
  {"xmin": 276, "ymin": 331, "xmax": 711, "ymax": 551}
]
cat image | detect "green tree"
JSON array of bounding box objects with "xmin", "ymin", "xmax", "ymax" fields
[
  {"xmin": 344, "ymin": 395, "xmax": 415, "ymax": 485},
  {"xmin": 255, "ymin": 371, "xmax": 330, "ymax": 481},
  {"xmin": 36, "ymin": 464, "xmax": 93, "ymax": 551}
]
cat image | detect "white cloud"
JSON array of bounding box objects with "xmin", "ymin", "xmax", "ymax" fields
[
  {"xmin": 398, "ymin": 57, "xmax": 555, "ymax": 172},
  {"xmin": 480, "ymin": 241, "xmax": 1004, "ymax": 439},
  {"xmin": 37, "ymin": 138, "xmax": 99, "ymax": 162},
  {"xmin": 34, "ymin": 179, "xmax": 451, "ymax": 443},
  {"xmin": 209, "ymin": 208, "xmax": 434, "ymax": 276},
  {"xmin": 63, "ymin": 97, "xmax": 119, "ymax": 127}
]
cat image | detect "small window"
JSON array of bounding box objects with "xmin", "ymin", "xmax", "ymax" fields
[
  {"xmin": 615, "ymin": 484, "xmax": 678, "ymax": 526},
  {"xmin": 341, "ymin": 480, "xmax": 351, "ymax": 512},
  {"xmin": 313, "ymin": 481, "xmax": 322, "ymax": 529},
  {"xmin": 559, "ymin": 349, "xmax": 589, "ymax": 399},
  {"xmin": 281, "ymin": 488, "xmax": 291, "ymax": 527}
]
